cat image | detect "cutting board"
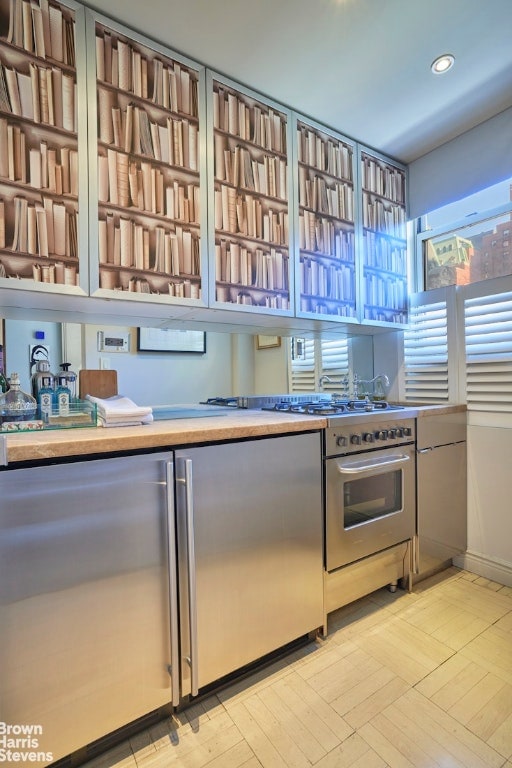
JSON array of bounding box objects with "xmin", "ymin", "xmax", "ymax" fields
[{"xmin": 79, "ymin": 369, "xmax": 118, "ymax": 399}]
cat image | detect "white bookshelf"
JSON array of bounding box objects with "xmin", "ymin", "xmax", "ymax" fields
[
  {"xmin": 208, "ymin": 73, "xmax": 293, "ymax": 315},
  {"xmin": 0, "ymin": 0, "xmax": 87, "ymax": 295},
  {"xmin": 294, "ymin": 115, "xmax": 357, "ymax": 322},
  {"xmin": 88, "ymin": 13, "xmax": 208, "ymax": 305},
  {"xmin": 359, "ymin": 147, "xmax": 408, "ymax": 325}
]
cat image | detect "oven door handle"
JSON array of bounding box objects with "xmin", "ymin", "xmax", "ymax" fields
[{"xmin": 336, "ymin": 453, "xmax": 411, "ymax": 474}]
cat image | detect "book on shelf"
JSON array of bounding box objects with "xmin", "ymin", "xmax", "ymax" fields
[
  {"xmin": 52, "ymin": 200, "xmax": 66, "ymax": 256},
  {"xmin": 28, "ymin": 63, "xmax": 40, "ymax": 122},
  {"xmin": 26, "ymin": 203, "xmax": 37, "ymax": 254},
  {"xmin": 116, "ymin": 151, "xmax": 129, "ymax": 207},
  {"xmin": 40, "ymin": 0, "xmax": 51, "ymax": 58},
  {"xmin": 49, "ymin": 3, "xmax": 63, "ymax": 63},
  {"xmin": 98, "ymin": 154, "xmax": 109, "ymax": 202},
  {"xmin": 43, "ymin": 195, "xmax": 54, "ymax": 253},
  {"xmin": 61, "ymin": 71, "xmax": 74, "ymax": 131},
  {"xmin": 29, "ymin": 147, "xmax": 41, "ymax": 188},
  {"xmin": 119, "ymin": 216, "xmax": 132, "ymax": 267},
  {"xmin": 0, "ymin": 66, "xmax": 12, "ymax": 113},
  {"xmin": 35, "ymin": 204, "xmax": 49, "ymax": 257},
  {"xmin": 106, "ymin": 148, "xmax": 119, "ymax": 205},
  {"xmin": 117, "ymin": 39, "xmax": 131, "ymax": 92},
  {"xmin": 4, "ymin": 66, "xmax": 22, "ymax": 116},
  {"xmin": 98, "ymin": 87, "xmax": 115, "ymax": 143},
  {"xmin": 0, "ymin": 199, "xmax": 5, "ymax": 249},
  {"xmin": 21, "ymin": 0, "xmax": 34, "ymax": 54},
  {"xmin": 0, "ymin": 119, "xmax": 7, "ymax": 179},
  {"xmin": 95, "ymin": 34, "xmax": 105, "ymax": 82}
]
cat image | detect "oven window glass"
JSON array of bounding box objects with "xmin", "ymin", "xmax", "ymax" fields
[{"xmin": 343, "ymin": 470, "xmax": 402, "ymax": 528}]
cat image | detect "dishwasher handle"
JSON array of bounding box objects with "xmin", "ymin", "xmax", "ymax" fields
[
  {"xmin": 165, "ymin": 460, "xmax": 180, "ymax": 706},
  {"xmin": 177, "ymin": 457, "xmax": 199, "ymax": 698},
  {"xmin": 337, "ymin": 453, "xmax": 411, "ymax": 475}
]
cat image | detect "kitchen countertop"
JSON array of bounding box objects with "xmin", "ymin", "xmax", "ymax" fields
[{"xmin": 0, "ymin": 404, "xmax": 466, "ymax": 465}]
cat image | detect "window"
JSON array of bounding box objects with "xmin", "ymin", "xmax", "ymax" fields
[
  {"xmin": 464, "ymin": 289, "xmax": 512, "ymax": 412},
  {"xmin": 407, "ymin": 180, "xmax": 512, "ymax": 413},
  {"xmin": 402, "ymin": 291, "xmax": 451, "ymax": 404},
  {"xmin": 420, "ymin": 209, "xmax": 512, "ymax": 290},
  {"xmin": 289, "ymin": 337, "xmax": 349, "ymax": 393}
]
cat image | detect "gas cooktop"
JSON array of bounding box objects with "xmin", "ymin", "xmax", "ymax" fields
[{"xmin": 202, "ymin": 394, "xmax": 405, "ymax": 415}]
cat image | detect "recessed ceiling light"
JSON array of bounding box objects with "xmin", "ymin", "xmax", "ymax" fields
[{"xmin": 431, "ymin": 54, "xmax": 455, "ymax": 74}]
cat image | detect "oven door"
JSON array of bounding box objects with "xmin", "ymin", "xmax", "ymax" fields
[{"xmin": 325, "ymin": 444, "xmax": 416, "ymax": 572}]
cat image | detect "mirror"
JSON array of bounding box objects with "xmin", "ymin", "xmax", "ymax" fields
[{"xmin": 2, "ymin": 318, "xmax": 375, "ymax": 406}]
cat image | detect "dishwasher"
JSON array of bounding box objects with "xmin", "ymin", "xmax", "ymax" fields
[{"xmin": 414, "ymin": 412, "xmax": 467, "ymax": 582}]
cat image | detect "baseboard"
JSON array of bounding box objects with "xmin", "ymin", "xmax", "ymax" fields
[{"xmin": 453, "ymin": 551, "xmax": 512, "ymax": 587}]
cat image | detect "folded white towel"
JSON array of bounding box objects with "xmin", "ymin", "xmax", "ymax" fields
[{"xmin": 86, "ymin": 395, "xmax": 153, "ymax": 427}]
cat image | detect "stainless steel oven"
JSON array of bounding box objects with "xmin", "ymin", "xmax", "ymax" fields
[
  {"xmin": 324, "ymin": 420, "xmax": 416, "ymax": 571},
  {"xmin": 201, "ymin": 394, "xmax": 418, "ymax": 613}
]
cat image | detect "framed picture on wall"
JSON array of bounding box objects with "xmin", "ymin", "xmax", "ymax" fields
[
  {"xmin": 256, "ymin": 335, "xmax": 281, "ymax": 350},
  {"xmin": 137, "ymin": 328, "xmax": 206, "ymax": 353}
]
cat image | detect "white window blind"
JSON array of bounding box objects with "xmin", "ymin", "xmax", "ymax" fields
[
  {"xmin": 290, "ymin": 338, "xmax": 316, "ymax": 392},
  {"xmin": 290, "ymin": 337, "xmax": 349, "ymax": 393},
  {"xmin": 403, "ymin": 299, "xmax": 450, "ymax": 403},
  {"xmin": 319, "ymin": 338, "xmax": 350, "ymax": 393},
  {"xmin": 464, "ymin": 291, "xmax": 512, "ymax": 412}
]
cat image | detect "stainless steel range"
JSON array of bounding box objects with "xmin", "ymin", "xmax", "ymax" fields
[{"xmin": 203, "ymin": 393, "xmax": 418, "ymax": 618}]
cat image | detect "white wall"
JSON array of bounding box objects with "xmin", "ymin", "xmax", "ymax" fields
[
  {"xmin": 254, "ymin": 339, "xmax": 289, "ymax": 394},
  {"xmin": 4, "ymin": 319, "xmax": 63, "ymax": 393},
  {"xmin": 82, "ymin": 325, "xmax": 234, "ymax": 405},
  {"xmin": 455, "ymin": 413, "xmax": 512, "ymax": 586},
  {"xmin": 408, "ymin": 107, "xmax": 512, "ymax": 219}
]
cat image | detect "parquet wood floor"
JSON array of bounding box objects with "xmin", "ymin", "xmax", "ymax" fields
[{"xmin": 81, "ymin": 568, "xmax": 512, "ymax": 768}]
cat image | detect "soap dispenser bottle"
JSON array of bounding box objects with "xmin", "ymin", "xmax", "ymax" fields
[
  {"xmin": 37, "ymin": 375, "xmax": 55, "ymax": 421},
  {"xmin": 55, "ymin": 375, "xmax": 71, "ymax": 416},
  {"xmin": 58, "ymin": 362, "xmax": 77, "ymax": 400}
]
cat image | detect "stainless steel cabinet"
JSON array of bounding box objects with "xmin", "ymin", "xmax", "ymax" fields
[
  {"xmin": 0, "ymin": 452, "xmax": 174, "ymax": 764},
  {"xmin": 0, "ymin": 432, "xmax": 324, "ymax": 762},
  {"xmin": 415, "ymin": 413, "xmax": 467, "ymax": 581},
  {"xmin": 175, "ymin": 432, "xmax": 324, "ymax": 696}
]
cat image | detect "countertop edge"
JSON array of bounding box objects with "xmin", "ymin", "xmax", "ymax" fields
[
  {"xmin": 1, "ymin": 412, "xmax": 326, "ymax": 463},
  {"xmin": 1, "ymin": 404, "xmax": 467, "ymax": 464}
]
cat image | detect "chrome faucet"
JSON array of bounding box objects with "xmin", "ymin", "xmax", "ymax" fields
[
  {"xmin": 319, "ymin": 374, "xmax": 342, "ymax": 388},
  {"xmin": 319, "ymin": 374, "xmax": 351, "ymax": 399}
]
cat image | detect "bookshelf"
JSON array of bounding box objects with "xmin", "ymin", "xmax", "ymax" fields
[
  {"xmin": 89, "ymin": 15, "xmax": 206, "ymax": 302},
  {"xmin": 359, "ymin": 147, "xmax": 408, "ymax": 324},
  {"xmin": 0, "ymin": 0, "xmax": 86, "ymax": 292},
  {"xmin": 294, "ymin": 116, "xmax": 357, "ymax": 321},
  {"xmin": 209, "ymin": 74, "xmax": 292, "ymax": 314},
  {"xmin": 0, "ymin": 4, "xmax": 410, "ymax": 331}
]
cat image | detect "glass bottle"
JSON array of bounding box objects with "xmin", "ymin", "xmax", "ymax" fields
[
  {"xmin": 31, "ymin": 360, "xmax": 54, "ymax": 399},
  {"xmin": 55, "ymin": 375, "xmax": 71, "ymax": 416},
  {"xmin": 373, "ymin": 377, "xmax": 387, "ymax": 402},
  {"xmin": 0, "ymin": 372, "xmax": 37, "ymax": 423},
  {"xmin": 58, "ymin": 362, "xmax": 77, "ymax": 400},
  {"xmin": 37, "ymin": 375, "xmax": 55, "ymax": 421}
]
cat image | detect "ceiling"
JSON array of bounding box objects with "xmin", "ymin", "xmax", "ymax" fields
[{"xmin": 82, "ymin": 0, "xmax": 512, "ymax": 165}]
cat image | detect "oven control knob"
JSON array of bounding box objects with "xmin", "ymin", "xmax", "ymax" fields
[
  {"xmin": 350, "ymin": 434, "xmax": 361, "ymax": 445},
  {"xmin": 396, "ymin": 427, "xmax": 404, "ymax": 438},
  {"xmin": 336, "ymin": 435, "xmax": 347, "ymax": 447},
  {"xmin": 403, "ymin": 427, "xmax": 412, "ymax": 437},
  {"xmin": 363, "ymin": 432, "xmax": 374, "ymax": 443},
  {"xmin": 388, "ymin": 428, "xmax": 397, "ymax": 439},
  {"xmin": 376, "ymin": 429, "xmax": 388, "ymax": 440}
]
